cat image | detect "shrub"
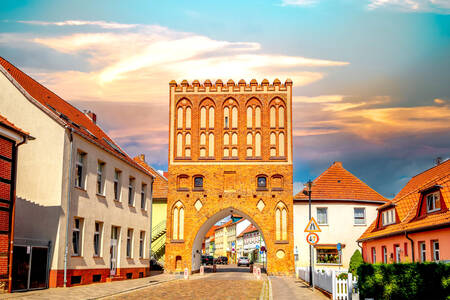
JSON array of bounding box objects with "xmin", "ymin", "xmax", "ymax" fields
[
  {"xmin": 348, "ymin": 249, "xmax": 363, "ymax": 276},
  {"xmin": 357, "ymin": 262, "xmax": 450, "ymax": 300}
]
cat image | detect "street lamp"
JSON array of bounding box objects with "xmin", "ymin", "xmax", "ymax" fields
[{"xmin": 303, "ymin": 180, "xmax": 314, "ymax": 289}]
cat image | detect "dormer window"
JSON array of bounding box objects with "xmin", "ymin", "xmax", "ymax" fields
[
  {"xmin": 426, "ymin": 192, "xmax": 440, "ymax": 213},
  {"xmin": 382, "ymin": 208, "xmax": 395, "ymax": 226}
]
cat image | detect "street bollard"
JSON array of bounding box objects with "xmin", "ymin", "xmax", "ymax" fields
[
  {"xmin": 213, "ymin": 264, "xmax": 216, "ymax": 273},
  {"xmin": 200, "ymin": 265, "xmax": 204, "ymax": 276},
  {"xmin": 250, "ymin": 264, "xmax": 254, "ymax": 274},
  {"xmin": 256, "ymin": 267, "xmax": 261, "ymax": 280},
  {"xmin": 184, "ymin": 268, "xmax": 189, "ymax": 280}
]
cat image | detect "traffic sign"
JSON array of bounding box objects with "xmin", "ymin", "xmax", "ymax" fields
[
  {"xmin": 337, "ymin": 243, "xmax": 342, "ymax": 251},
  {"xmin": 261, "ymin": 246, "xmax": 266, "ymax": 252},
  {"xmin": 306, "ymin": 232, "xmax": 319, "ymax": 245},
  {"xmin": 304, "ymin": 217, "xmax": 321, "ymax": 233},
  {"xmin": 256, "ymin": 245, "xmax": 260, "ymax": 249}
]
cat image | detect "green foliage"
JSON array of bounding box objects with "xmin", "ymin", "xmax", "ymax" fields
[
  {"xmin": 357, "ymin": 262, "xmax": 450, "ymax": 300},
  {"xmin": 348, "ymin": 249, "xmax": 364, "ymax": 276}
]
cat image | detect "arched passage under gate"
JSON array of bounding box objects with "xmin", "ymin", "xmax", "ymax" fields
[{"xmin": 191, "ymin": 207, "xmax": 267, "ymax": 272}]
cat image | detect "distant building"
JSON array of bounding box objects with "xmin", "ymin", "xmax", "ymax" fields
[
  {"xmin": 204, "ymin": 225, "xmax": 218, "ymax": 255},
  {"xmin": 359, "ymin": 160, "xmax": 450, "ymax": 264},
  {"xmin": 242, "ymin": 224, "xmax": 266, "ymax": 263},
  {"xmin": 0, "ymin": 115, "xmax": 33, "ymax": 292},
  {"xmin": 294, "ymin": 162, "xmax": 387, "ymax": 269},
  {"xmin": 0, "ymin": 57, "xmax": 154, "ymax": 290}
]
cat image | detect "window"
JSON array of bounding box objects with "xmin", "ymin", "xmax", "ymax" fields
[
  {"xmin": 141, "ymin": 183, "xmax": 146, "ymax": 209},
  {"xmin": 96, "ymin": 161, "xmax": 105, "ymax": 195},
  {"xmin": 209, "ymin": 107, "xmax": 215, "ymax": 129},
  {"xmin": 127, "ymin": 229, "xmax": 133, "ymax": 258},
  {"xmin": 247, "ymin": 107, "xmax": 253, "ymax": 128},
  {"xmin": 426, "ymin": 192, "xmax": 440, "ymax": 213},
  {"xmin": 432, "ymin": 240, "xmax": 439, "ymax": 261},
  {"xmin": 317, "ymin": 208, "xmax": 328, "ymax": 225},
  {"xmin": 176, "ymin": 133, "xmax": 183, "ymax": 157},
  {"xmin": 354, "ymin": 208, "xmax": 366, "ymax": 225},
  {"xmin": 382, "ymin": 246, "xmax": 387, "ymax": 263},
  {"xmin": 94, "ymin": 222, "xmax": 102, "ymax": 257},
  {"xmin": 270, "ymin": 106, "xmax": 276, "ymax": 128},
  {"xmin": 177, "ymin": 107, "xmax": 183, "ymax": 129},
  {"xmin": 231, "ymin": 148, "xmax": 238, "ymax": 157},
  {"xmin": 382, "ymin": 209, "xmax": 395, "ymax": 226},
  {"xmin": 224, "ymin": 107, "xmax": 229, "ymax": 128},
  {"xmin": 278, "ymin": 106, "xmax": 285, "ymax": 128},
  {"xmin": 275, "ymin": 202, "xmax": 288, "ymax": 240},
  {"xmin": 114, "ymin": 170, "xmax": 121, "ymax": 201},
  {"xmin": 371, "ymin": 247, "xmax": 376, "ymax": 263},
  {"xmin": 75, "ymin": 151, "xmax": 86, "ymax": 189},
  {"xmin": 139, "ymin": 231, "xmax": 145, "ymax": 258},
  {"xmin": 194, "ymin": 176, "xmax": 203, "ymax": 189},
  {"xmin": 208, "ymin": 133, "xmax": 214, "ymax": 157},
  {"xmin": 316, "ymin": 248, "xmax": 341, "ymax": 265},
  {"xmin": 72, "ymin": 218, "xmax": 83, "ymax": 256},
  {"xmin": 419, "ymin": 242, "xmax": 426, "ymax": 262},
  {"xmin": 257, "ymin": 176, "xmax": 267, "ymax": 188},
  {"xmin": 200, "ymin": 107, "xmax": 206, "ymax": 128},
  {"xmin": 232, "ymin": 107, "xmax": 238, "ymax": 128},
  {"xmin": 255, "ymin": 107, "xmax": 261, "ymax": 128},
  {"xmin": 172, "ymin": 201, "xmax": 184, "ymax": 240},
  {"xmin": 255, "ymin": 133, "xmax": 261, "ymax": 157},
  {"xmin": 278, "ymin": 132, "xmax": 285, "ymax": 156},
  {"xmin": 185, "ymin": 107, "xmax": 191, "ymax": 129},
  {"xmin": 128, "ymin": 177, "xmax": 135, "ymax": 206},
  {"xmin": 394, "ymin": 244, "xmax": 401, "ymax": 263}
]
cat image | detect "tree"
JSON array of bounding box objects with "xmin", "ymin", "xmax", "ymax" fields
[{"xmin": 349, "ymin": 249, "xmax": 364, "ymax": 276}]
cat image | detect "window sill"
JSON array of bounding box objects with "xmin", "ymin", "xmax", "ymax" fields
[
  {"xmin": 256, "ymin": 188, "xmax": 268, "ymax": 191},
  {"xmin": 316, "ymin": 263, "xmax": 343, "ymax": 266},
  {"xmin": 193, "ymin": 188, "xmax": 204, "ymax": 192},
  {"xmin": 174, "ymin": 157, "xmax": 192, "ymax": 160},
  {"xmin": 199, "ymin": 157, "xmax": 215, "ymax": 160},
  {"xmin": 71, "ymin": 255, "xmax": 83, "ymax": 258},
  {"xmin": 171, "ymin": 239, "xmax": 185, "ymax": 243},
  {"xmin": 74, "ymin": 186, "xmax": 87, "ymax": 192},
  {"xmin": 274, "ymin": 240, "xmax": 289, "ymax": 244},
  {"xmin": 128, "ymin": 205, "xmax": 135, "ymax": 208},
  {"xmin": 272, "ymin": 188, "xmax": 283, "ymax": 192},
  {"xmin": 93, "ymin": 256, "xmax": 103, "ymax": 259},
  {"xmin": 246, "ymin": 157, "xmax": 262, "ymax": 160},
  {"xmin": 141, "ymin": 208, "xmax": 147, "ymax": 212},
  {"xmin": 177, "ymin": 188, "xmax": 189, "ymax": 192},
  {"xmin": 222, "ymin": 157, "xmax": 239, "ymax": 160},
  {"xmin": 96, "ymin": 193, "xmax": 106, "ymax": 198},
  {"xmin": 269, "ymin": 157, "xmax": 287, "ymax": 160}
]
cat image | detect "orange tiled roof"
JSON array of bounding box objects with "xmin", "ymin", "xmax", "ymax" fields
[
  {"xmin": 239, "ymin": 224, "xmax": 258, "ymax": 236},
  {"xmin": 216, "ymin": 219, "xmax": 233, "ymax": 230},
  {"xmin": 0, "ymin": 114, "xmax": 31, "ymax": 137},
  {"xmin": 0, "ymin": 57, "xmax": 152, "ymax": 177},
  {"xmin": 359, "ymin": 160, "xmax": 450, "ymax": 241},
  {"xmin": 294, "ymin": 161, "xmax": 387, "ymax": 203},
  {"xmin": 133, "ymin": 155, "xmax": 167, "ymax": 199},
  {"xmin": 205, "ymin": 225, "xmax": 218, "ymax": 239}
]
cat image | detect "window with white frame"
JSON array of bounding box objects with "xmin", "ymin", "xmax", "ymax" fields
[
  {"xmin": 382, "ymin": 246, "xmax": 387, "ymax": 263},
  {"xmin": 127, "ymin": 228, "xmax": 133, "ymax": 258},
  {"xmin": 372, "ymin": 247, "xmax": 376, "ymax": 263},
  {"xmin": 419, "ymin": 242, "xmax": 426, "ymax": 262},
  {"xmin": 72, "ymin": 218, "xmax": 83, "ymax": 256},
  {"xmin": 354, "ymin": 208, "xmax": 366, "ymax": 225},
  {"xmin": 432, "ymin": 240, "xmax": 439, "ymax": 261},
  {"xmin": 128, "ymin": 177, "xmax": 135, "ymax": 206},
  {"xmin": 426, "ymin": 192, "xmax": 440, "ymax": 213},
  {"xmin": 317, "ymin": 207, "xmax": 328, "ymax": 225},
  {"xmin": 382, "ymin": 208, "xmax": 395, "ymax": 226},
  {"xmin": 96, "ymin": 161, "xmax": 105, "ymax": 195},
  {"xmin": 139, "ymin": 231, "xmax": 145, "ymax": 258},
  {"xmin": 141, "ymin": 183, "xmax": 147, "ymax": 209},
  {"xmin": 94, "ymin": 222, "xmax": 102, "ymax": 257},
  {"xmin": 75, "ymin": 151, "xmax": 86, "ymax": 189},
  {"xmin": 114, "ymin": 169, "xmax": 121, "ymax": 201}
]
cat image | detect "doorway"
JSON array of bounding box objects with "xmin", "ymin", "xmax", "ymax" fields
[
  {"xmin": 110, "ymin": 226, "xmax": 120, "ymax": 276},
  {"xmin": 11, "ymin": 245, "xmax": 49, "ymax": 291}
]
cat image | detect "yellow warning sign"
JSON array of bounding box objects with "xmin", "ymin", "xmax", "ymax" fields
[{"xmin": 304, "ymin": 217, "xmax": 321, "ymax": 233}]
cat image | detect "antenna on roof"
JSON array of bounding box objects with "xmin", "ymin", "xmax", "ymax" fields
[{"xmin": 434, "ymin": 157, "xmax": 443, "ymax": 166}]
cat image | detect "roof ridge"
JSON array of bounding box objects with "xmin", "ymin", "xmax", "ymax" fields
[
  {"xmin": 341, "ymin": 165, "xmax": 388, "ymax": 202},
  {"xmin": 410, "ymin": 159, "xmax": 450, "ymax": 179},
  {"xmin": 394, "ymin": 172, "xmax": 450, "ymax": 205}
]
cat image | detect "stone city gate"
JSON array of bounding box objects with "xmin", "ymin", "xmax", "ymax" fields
[{"xmin": 165, "ymin": 79, "xmax": 295, "ymax": 275}]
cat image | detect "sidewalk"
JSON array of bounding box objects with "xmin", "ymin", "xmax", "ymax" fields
[
  {"xmin": 0, "ymin": 273, "xmax": 181, "ymax": 300},
  {"xmin": 269, "ymin": 276, "xmax": 329, "ymax": 300}
]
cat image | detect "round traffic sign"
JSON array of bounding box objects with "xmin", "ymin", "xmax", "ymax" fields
[{"xmin": 306, "ymin": 233, "xmax": 319, "ymax": 245}]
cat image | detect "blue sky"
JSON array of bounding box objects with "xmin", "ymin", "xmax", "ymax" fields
[{"xmin": 1, "ymin": 0, "xmax": 449, "ymax": 197}]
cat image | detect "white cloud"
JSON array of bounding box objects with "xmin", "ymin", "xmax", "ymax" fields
[
  {"xmin": 367, "ymin": 0, "xmax": 450, "ymax": 12},
  {"xmin": 281, "ymin": 0, "xmax": 318, "ymax": 6},
  {"xmin": 17, "ymin": 20, "xmax": 140, "ymax": 29}
]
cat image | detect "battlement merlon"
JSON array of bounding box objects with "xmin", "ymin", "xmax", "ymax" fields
[{"xmin": 169, "ymin": 79, "xmax": 293, "ymax": 93}]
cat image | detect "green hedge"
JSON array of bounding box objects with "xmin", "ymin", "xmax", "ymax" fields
[{"xmin": 357, "ymin": 262, "xmax": 450, "ymax": 300}]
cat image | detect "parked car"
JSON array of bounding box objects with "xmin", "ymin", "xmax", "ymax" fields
[
  {"xmin": 201, "ymin": 255, "xmax": 214, "ymax": 265},
  {"xmin": 214, "ymin": 256, "xmax": 228, "ymax": 264},
  {"xmin": 237, "ymin": 256, "xmax": 250, "ymax": 267}
]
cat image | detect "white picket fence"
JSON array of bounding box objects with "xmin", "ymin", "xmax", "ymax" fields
[{"xmin": 296, "ymin": 267, "xmax": 358, "ymax": 300}]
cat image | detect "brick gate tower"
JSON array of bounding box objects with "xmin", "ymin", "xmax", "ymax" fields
[{"xmin": 165, "ymin": 79, "xmax": 294, "ymax": 275}]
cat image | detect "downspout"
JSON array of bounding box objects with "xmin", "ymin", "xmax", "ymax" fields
[
  {"xmin": 148, "ymin": 179, "xmax": 154, "ymax": 275},
  {"xmin": 8, "ymin": 136, "xmax": 27, "ymax": 293},
  {"xmin": 405, "ymin": 231, "xmax": 415, "ymax": 262},
  {"xmin": 357, "ymin": 241, "xmax": 364, "ymax": 261},
  {"xmin": 63, "ymin": 128, "xmax": 74, "ymax": 287}
]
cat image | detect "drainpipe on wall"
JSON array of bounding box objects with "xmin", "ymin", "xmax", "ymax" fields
[
  {"xmin": 148, "ymin": 179, "xmax": 154, "ymax": 275},
  {"xmin": 63, "ymin": 128, "xmax": 74, "ymax": 287},
  {"xmin": 405, "ymin": 231, "xmax": 415, "ymax": 262}
]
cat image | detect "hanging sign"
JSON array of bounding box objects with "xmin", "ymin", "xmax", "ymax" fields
[
  {"xmin": 304, "ymin": 217, "xmax": 321, "ymax": 233},
  {"xmin": 306, "ymin": 232, "xmax": 319, "ymax": 245}
]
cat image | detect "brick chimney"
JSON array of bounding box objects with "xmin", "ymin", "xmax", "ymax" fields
[
  {"xmin": 333, "ymin": 161, "xmax": 343, "ymax": 167},
  {"xmin": 138, "ymin": 154, "xmax": 146, "ymax": 162},
  {"xmin": 84, "ymin": 110, "xmax": 97, "ymax": 124}
]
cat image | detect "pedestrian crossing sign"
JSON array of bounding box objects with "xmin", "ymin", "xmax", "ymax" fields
[{"xmin": 304, "ymin": 217, "xmax": 321, "ymax": 233}]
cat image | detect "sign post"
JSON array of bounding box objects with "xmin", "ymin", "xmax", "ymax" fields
[{"xmin": 305, "ymin": 216, "xmax": 321, "ymax": 291}]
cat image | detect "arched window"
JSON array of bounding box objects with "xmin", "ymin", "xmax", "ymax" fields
[
  {"xmin": 279, "ymin": 132, "xmax": 285, "ymax": 157},
  {"xmin": 247, "ymin": 147, "xmax": 252, "ymax": 157},
  {"xmin": 208, "ymin": 133, "xmax": 214, "ymax": 157},
  {"xmin": 275, "ymin": 202, "xmax": 287, "ymax": 241},
  {"xmin": 270, "ymin": 132, "xmax": 276, "ymax": 146},
  {"xmin": 176, "ymin": 133, "xmax": 183, "ymax": 157},
  {"xmin": 231, "ymin": 147, "xmax": 238, "ymax": 157},
  {"xmin": 200, "ymin": 133, "xmax": 206, "ymax": 145},
  {"xmin": 224, "ymin": 148, "xmax": 229, "ymax": 157},
  {"xmin": 247, "ymin": 133, "xmax": 252, "ymax": 145},
  {"xmin": 255, "ymin": 107, "xmax": 261, "ymax": 128},
  {"xmin": 200, "ymin": 107, "xmax": 206, "ymax": 128},
  {"xmin": 278, "ymin": 106, "xmax": 284, "ymax": 129},
  {"xmin": 232, "ymin": 133, "xmax": 238, "ymax": 145},
  {"xmin": 255, "ymin": 133, "xmax": 261, "ymax": 157},
  {"xmin": 224, "ymin": 107, "xmax": 229, "ymax": 128},
  {"xmin": 186, "ymin": 107, "xmax": 191, "ymax": 129},
  {"xmin": 185, "ymin": 133, "xmax": 191, "ymax": 146},
  {"xmin": 270, "ymin": 106, "xmax": 276, "ymax": 128},
  {"xmin": 200, "ymin": 148, "xmax": 206, "ymax": 157},
  {"xmin": 247, "ymin": 107, "xmax": 253, "ymax": 128},
  {"xmin": 209, "ymin": 107, "xmax": 215, "ymax": 129},
  {"xmin": 223, "ymin": 133, "xmax": 229, "ymax": 145},
  {"xmin": 177, "ymin": 107, "xmax": 183, "ymax": 129},
  {"xmin": 232, "ymin": 107, "xmax": 238, "ymax": 128},
  {"xmin": 172, "ymin": 201, "xmax": 184, "ymax": 240}
]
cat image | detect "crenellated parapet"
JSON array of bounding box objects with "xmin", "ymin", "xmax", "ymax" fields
[{"xmin": 169, "ymin": 79, "xmax": 293, "ymax": 93}]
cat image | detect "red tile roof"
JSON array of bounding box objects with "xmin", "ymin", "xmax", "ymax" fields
[
  {"xmin": 0, "ymin": 114, "xmax": 32, "ymax": 137},
  {"xmin": 359, "ymin": 160, "xmax": 450, "ymax": 241},
  {"xmin": 239, "ymin": 224, "xmax": 258, "ymax": 237},
  {"xmin": 294, "ymin": 161, "xmax": 387, "ymax": 203},
  {"xmin": 133, "ymin": 155, "xmax": 167, "ymax": 199},
  {"xmin": 205, "ymin": 225, "xmax": 218, "ymax": 239},
  {"xmin": 0, "ymin": 56, "xmax": 152, "ymax": 177}
]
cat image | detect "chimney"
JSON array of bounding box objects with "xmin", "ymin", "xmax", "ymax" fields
[
  {"xmin": 84, "ymin": 110, "xmax": 97, "ymax": 124},
  {"xmin": 138, "ymin": 154, "xmax": 146, "ymax": 162},
  {"xmin": 333, "ymin": 161, "xmax": 343, "ymax": 167}
]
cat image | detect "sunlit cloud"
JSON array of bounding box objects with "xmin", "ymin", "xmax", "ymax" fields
[
  {"xmin": 280, "ymin": 0, "xmax": 318, "ymax": 6},
  {"xmin": 434, "ymin": 98, "xmax": 448, "ymax": 104},
  {"xmin": 367, "ymin": 0, "xmax": 450, "ymax": 13},
  {"xmin": 17, "ymin": 20, "xmax": 140, "ymax": 29}
]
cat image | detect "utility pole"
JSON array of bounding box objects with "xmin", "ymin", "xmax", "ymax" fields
[{"xmin": 306, "ymin": 180, "xmax": 314, "ymax": 290}]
